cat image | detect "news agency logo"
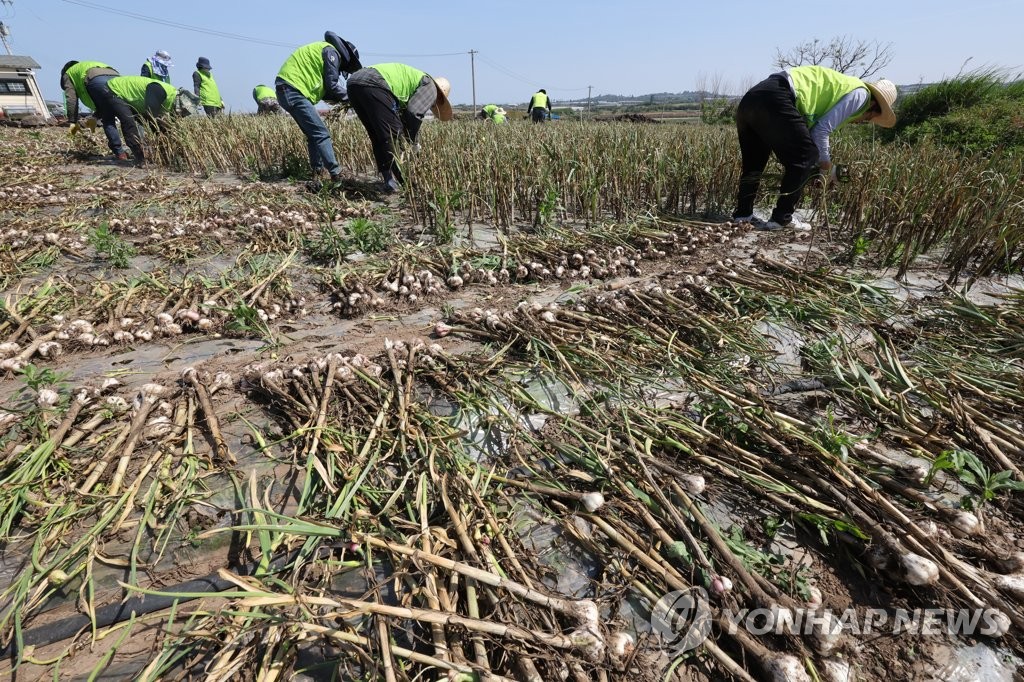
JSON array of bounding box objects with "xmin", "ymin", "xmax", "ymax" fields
[
  {"xmin": 649, "ymin": 589, "xmax": 1008, "ymax": 656},
  {"xmin": 650, "ymin": 588, "xmax": 713, "ymax": 656}
]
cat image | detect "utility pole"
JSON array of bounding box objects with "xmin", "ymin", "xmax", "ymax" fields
[
  {"xmin": 468, "ymin": 49, "xmax": 478, "ymax": 111},
  {"xmin": 0, "ymin": 0, "xmax": 14, "ymax": 56},
  {"xmin": 0, "ymin": 23, "xmax": 11, "ymax": 56},
  {"xmin": 587, "ymin": 85, "xmax": 592, "ymax": 118}
]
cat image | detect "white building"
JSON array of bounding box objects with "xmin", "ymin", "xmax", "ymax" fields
[{"xmin": 0, "ymin": 55, "xmax": 51, "ymax": 122}]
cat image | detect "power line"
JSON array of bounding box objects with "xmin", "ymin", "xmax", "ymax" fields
[
  {"xmin": 476, "ymin": 54, "xmax": 589, "ymax": 93},
  {"xmin": 60, "ymin": 0, "xmax": 296, "ymax": 48},
  {"xmin": 57, "ymin": 0, "xmax": 466, "ymax": 57}
]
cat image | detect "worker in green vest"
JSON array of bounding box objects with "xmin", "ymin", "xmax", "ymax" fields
[
  {"xmin": 346, "ymin": 63, "xmax": 452, "ymax": 193},
  {"xmin": 60, "ymin": 60, "xmax": 129, "ymax": 160},
  {"xmin": 141, "ymin": 50, "xmax": 173, "ymax": 83},
  {"xmin": 527, "ymin": 89, "xmax": 550, "ymax": 123},
  {"xmin": 732, "ymin": 65, "xmax": 897, "ymax": 231},
  {"xmin": 477, "ymin": 104, "xmax": 507, "ymax": 124},
  {"xmin": 88, "ymin": 75, "xmax": 200, "ymax": 166},
  {"xmin": 192, "ymin": 57, "xmax": 225, "ymax": 117},
  {"xmin": 275, "ymin": 31, "xmax": 362, "ymax": 189},
  {"xmin": 252, "ymin": 84, "xmax": 281, "ymax": 114}
]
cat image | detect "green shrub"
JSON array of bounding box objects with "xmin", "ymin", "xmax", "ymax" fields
[{"xmin": 882, "ymin": 70, "xmax": 1024, "ymax": 153}]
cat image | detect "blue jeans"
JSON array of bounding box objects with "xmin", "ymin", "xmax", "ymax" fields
[
  {"xmin": 276, "ymin": 81, "xmax": 340, "ymax": 178},
  {"xmin": 84, "ymin": 75, "xmax": 127, "ymax": 156}
]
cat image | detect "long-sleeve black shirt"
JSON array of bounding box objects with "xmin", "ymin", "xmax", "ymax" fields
[{"xmin": 321, "ymin": 45, "xmax": 349, "ymax": 103}]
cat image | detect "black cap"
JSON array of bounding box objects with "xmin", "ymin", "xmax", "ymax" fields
[
  {"xmin": 196, "ymin": 57, "xmax": 212, "ymax": 70},
  {"xmin": 324, "ymin": 31, "xmax": 362, "ymax": 73}
]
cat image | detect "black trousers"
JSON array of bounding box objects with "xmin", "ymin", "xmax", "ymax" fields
[
  {"xmin": 90, "ymin": 82, "xmax": 146, "ymax": 163},
  {"xmin": 347, "ymin": 81, "xmax": 406, "ymax": 184},
  {"xmin": 531, "ymin": 108, "xmax": 546, "ymax": 123},
  {"xmin": 733, "ymin": 75, "xmax": 819, "ymax": 223},
  {"xmin": 84, "ymin": 76, "xmax": 127, "ymax": 156}
]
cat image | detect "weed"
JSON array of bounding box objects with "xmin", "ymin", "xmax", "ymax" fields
[
  {"xmin": 226, "ymin": 302, "xmax": 277, "ymax": 346},
  {"xmin": 812, "ymin": 407, "xmax": 863, "ymax": 461},
  {"xmin": 347, "ymin": 217, "xmax": 391, "ymax": 254},
  {"xmin": 305, "ymin": 224, "xmax": 349, "ymax": 264},
  {"xmin": 87, "ymin": 222, "xmax": 136, "ymax": 268},
  {"xmin": 925, "ymin": 449, "xmax": 1024, "ymax": 511}
]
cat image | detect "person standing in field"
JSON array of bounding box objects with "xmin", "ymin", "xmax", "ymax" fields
[
  {"xmin": 732, "ymin": 65, "xmax": 897, "ymax": 231},
  {"xmin": 141, "ymin": 50, "xmax": 173, "ymax": 83},
  {"xmin": 478, "ymin": 104, "xmax": 507, "ymax": 124},
  {"xmin": 193, "ymin": 57, "xmax": 225, "ymax": 117},
  {"xmin": 527, "ymin": 88, "xmax": 550, "ymax": 122},
  {"xmin": 252, "ymin": 84, "xmax": 282, "ymax": 114},
  {"xmin": 275, "ymin": 31, "xmax": 362, "ymax": 187},
  {"xmin": 88, "ymin": 75, "xmax": 200, "ymax": 166},
  {"xmin": 346, "ymin": 63, "xmax": 452, "ymax": 193},
  {"xmin": 60, "ymin": 60, "xmax": 130, "ymax": 160}
]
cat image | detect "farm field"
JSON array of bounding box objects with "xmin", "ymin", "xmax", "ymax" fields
[{"xmin": 1, "ymin": 117, "xmax": 1023, "ymax": 681}]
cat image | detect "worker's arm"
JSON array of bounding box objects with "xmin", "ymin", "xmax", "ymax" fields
[
  {"xmin": 320, "ymin": 46, "xmax": 348, "ymax": 103},
  {"xmin": 192, "ymin": 71, "xmax": 202, "ymax": 98},
  {"xmin": 61, "ymin": 72, "xmax": 80, "ymax": 124},
  {"xmin": 143, "ymin": 82, "xmax": 170, "ymax": 122},
  {"xmin": 526, "ymin": 97, "xmax": 534, "ymax": 114},
  {"xmin": 810, "ymin": 88, "xmax": 870, "ymax": 170},
  {"xmin": 140, "ymin": 62, "xmax": 150, "ymax": 78},
  {"xmin": 401, "ymin": 77, "xmax": 439, "ymax": 143}
]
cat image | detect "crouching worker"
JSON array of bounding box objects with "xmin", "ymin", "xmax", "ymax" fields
[
  {"xmin": 275, "ymin": 31, "xmax": 362, "ymax": 187},
  {"xmin": 89, "ymin": 75, "xmax": 200, "ymax": 166},
  {"xmin": 252, "ymin": 84, "xmax": 282, "ymax": 114},
  {"xmin": 732, "ymin": 65, "xmax": 897, "ymax": 231},
  {"xmin": 346, "ymin": 63, "xmax": 452, "ymax": 192},
  {"xmin": 478, "ymin": 104, "xmax": 507, "ymax": 124},
  {"xmin": 60, "ymin": 60, "xmax": 128, "ymax": 160}
]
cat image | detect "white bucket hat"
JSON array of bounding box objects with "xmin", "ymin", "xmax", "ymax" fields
[
  {"xmin": 864, "ymin": 79, "xmax": 897, "ymax": 128},
  {"xmin": 431, "ymin": 76, "xmax": 453, "ymax": 121},
  {"xmin": 154, "ymin": 50, "xmax": 173, "ymax": 66}
]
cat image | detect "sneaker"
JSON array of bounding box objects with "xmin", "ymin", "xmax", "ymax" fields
[
  {"xmin": 736, "ymin": 216, "xmax": 771, "ymax": 230},
  {"xmin": 760, "ymin": 217, "xmax": 812, "ymax": 231},
  {"xmin": 115, "ymin": 152, "xmax": 130, "ymax": 161}
]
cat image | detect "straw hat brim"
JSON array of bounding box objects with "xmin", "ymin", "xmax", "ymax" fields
[
  {"xmin": 431, "ymin": 78, "xmax": 453, "ymax": 121},
  {"xmin": 864, "ymin": 82, "xmax": 897, "ymax": 128}
]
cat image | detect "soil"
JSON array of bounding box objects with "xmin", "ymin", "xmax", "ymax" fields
[{"xmin": 2, "ymin": 129, "xmax": 1022, "ymax": 681}]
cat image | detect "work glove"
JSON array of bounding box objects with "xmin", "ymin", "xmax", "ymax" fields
[
  {"xmin": 68, "ymin": 123, "xmax": 81, "ymax": 136},
  {"xmin": 84, "ymin": 118, "xmax": 98, "ymax": 132}
]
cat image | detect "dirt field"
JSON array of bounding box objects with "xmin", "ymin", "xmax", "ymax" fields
[{"xmin": 1, "ymin": 126, "xmax": 1023, "ymax": 681}]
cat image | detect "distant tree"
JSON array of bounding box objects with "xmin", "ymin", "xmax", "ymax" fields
[
  {"xmin": 695, "ymin": 71, "xmax": 734, "ymax": 125},
  {"xmin": 774, "ymin": 35, "xmax": 894, "ymax": 80}
]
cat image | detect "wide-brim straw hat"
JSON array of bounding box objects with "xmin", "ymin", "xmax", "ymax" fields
[
  {"xmin": 865, "ymin": 79, "xmax": 897, "ymax": 128},
  {"xmin": 431, "ymin": 76, "xmax": 453, "ymax": 121}
]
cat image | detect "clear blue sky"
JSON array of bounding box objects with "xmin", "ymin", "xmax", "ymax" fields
[{"xmin": 5, "ymin": 0, "xmax": 1023, "ymax": 112}]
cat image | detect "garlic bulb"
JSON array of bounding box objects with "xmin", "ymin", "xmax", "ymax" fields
[
  {"xmin": 764, "ymin": 654, "xmax": 812, "ymax": 682},
  {"xmin": 901, "ymin": 552, "xmax": 939, "ymax": 585},
  {"xmin": 581, "ymin": 491, "xmax": 605, "ymax": 512}
]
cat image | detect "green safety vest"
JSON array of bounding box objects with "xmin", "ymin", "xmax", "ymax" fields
[
  {"xmin": 789, "ymin": 66, "xmax": 870, "ymax": 129},
  {"xmin": 252, "ymin": 84, "xmax": 276, "ymax": 102},
  {"xmin": 482, "ymin": 104, "xmax": 506, "ymax": 124},
  {"xmin": 66, "ymin": 61, "xmax": 113, "ymax": 111},
  {"xmin": 277, "ymin": 42, "xmax": 331, "ymax": 103},
  {"xmin": 531, "ymin": 91, "xmax": 549, "ymax": 109},
  {"xmin": 108, "ymin": 76, "xmax": 178, "ymax": 116},
  {"xmin": 195, "ymin": 70, "xmax": 223, "ymax": 107},
  {"xmin": 371, "ymin": 63, "xmax": 429, "ymax": 104}
]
